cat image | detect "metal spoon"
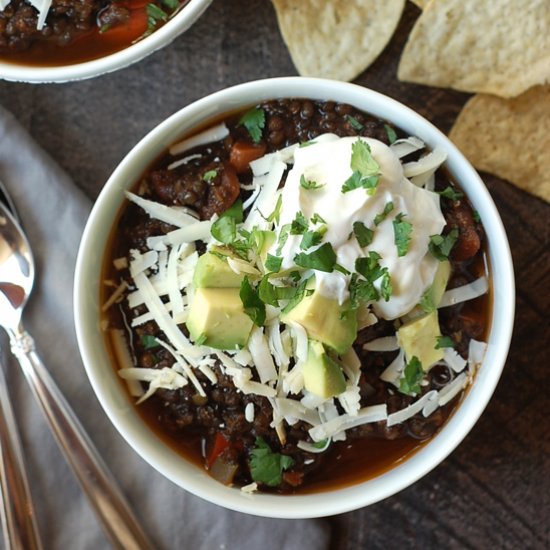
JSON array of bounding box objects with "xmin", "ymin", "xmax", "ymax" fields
[
  {"xmin": 0, "ymin": 180, "xmax": 42, "ymax": 550},
  {"xmin": 0, "ymin": 200, "xmax": 154, "ymax": 550}
]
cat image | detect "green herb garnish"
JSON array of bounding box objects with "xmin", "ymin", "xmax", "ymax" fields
[
  {"xmin": 419, "ymin": 289, "xmax": 435, "ymax": 313},
  {"xmin": 473, "ymin": 210, "xmax": 481, "ymax": 223},
  {"xmin": 310, "ymin": 212, "xmax": 326, "ymax": 225},
  {"xmin": 438, "ymin": 186, "xmax": 464, "ymax": 201},
  {"xmin": 240, "ymin": 276, "xmax": 266, "ymax": 327},
  {"xmin": 353, "ymin": 221, "xmax": 374, "ymax": 248},
  {"xmin": 140, "ymin": 335, "xmax": 160, "ymax": 349},
  {"xmin": 341, "ymin": 139, "xmax": 381, "ymax": 195},
  {"xmin": 160, "ymin": 0, "xmax": 179, "ymax": 8},
  {"xmin": 345, "ymin": 115, "xmax": 364, "ymax": 131},
  {"xmin": 399, "ymin": 356, "xmax": 424, "ymax": 396},
  {"xmin": 294, "ymin": 242, "xmax": 337, "ymax": 272},
  {"xmin": 435, "ymin": 335, "xmax": 455, "ymax": 349},
  {"xmin": 249, "ymin": 437, "xmax": 295, "ymax": 487},
  {"xmin": 265, "ymin": 254, "xmax": 283, "ymax": 273},
  {"xmin": 300, "ymin": 226, "xmax": 327, "ymax": 250},
  {"xmin": 429, "ymin": 228, "xmax": 459, "ymax": 261},
  {"xmin": 384, "ymin": 124, "xmax": 397, "ymax": 144},
  {"xmin": 202, "ymin": 169, "xmax": 218, "ymax": 182},
  {"xmin": 374, "ymin": 201, "xmax": 394, "ymax": 226},
  {"xmin": 281, "ymin": 276, "xmax": 314, "ymax": 313},
  {"xmin": 210, "ymin": 199, "xmax": 243, "ymax": 244},
  {"xmin": 239, "ymin": 107, "xmax": 265, "ymax": 144},
  {"xmin": 300, "ymin": 174, "xmax": 325, "ymax": 190},
  {"xmin": 349, "ymin": 274, "xmax": 378, "ymax": 309},
  {"xmin": 393, "ymin": 213, "xmax": 412, "ymax": 257},
  {"xmin": 290, "ymin": 211, "xmax": 309, "ymax": 235}
]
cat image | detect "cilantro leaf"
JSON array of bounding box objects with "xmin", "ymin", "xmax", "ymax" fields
[
  {"xmin": 300, "ymin": 227, "xmax": 326, "ymax": 250},
  {"xmin": 310, "ymin": 212, "xmax": 326, "ymax": 225},
  {"xmin": 140, "ymin": 335, "xmax": 160, "ymax": 349},
  {"xmin": 281, "ymin": 276, "xmax": 314, "ymax": 313},
  {"xmin": 290, "ymin": 211, "xmax": 309, "ymax": 235},
  {"xmin": 393, "ymin": 213, "xmax": 412, "ymax": 257},
  {"xmin": 240, "ymin": 277, "xmax": 265, "ymax": 327},
  {"xmin": 355, "ymin": 251, "xmax": 384, "ymax": 281},
  {"xmin": 349, "ymin": 273, "xmax": 378, "ymax": 309},
  {"xmin": 399, "ymin": 356, "xmax": 424, "ymax": 396},
  {"xmin": 345, "ymin": 114, "xmax": 364, "ymax": 131},
  {"xmin": 300, "ymin": 174, "xmax": 325, "ymax": 190},
  {"xmin": 275, "ymin": 224, "xmax": 291, "ymax": 255},
  {"xmin": 419, "ymin": 289, "xmax": 435, "ymax": 313},
  {"xmin": 265, "ymin": 194, "xmax": 282, "ymax": 224},
  {"xmin": 438, "ymin": 186, "xmax": 464, "ymax": 201},
  {"xmin": 353, "ymin": 220, "xmax": 374, "ymax": 247},
  {"xmin": 239, "ymin": 107, "xmax": 265, "ymax": 144},
  {"xmin": 210, "ymin": 199, "xmax": 243, "ymax": 244},
  {"xmin": 472, "ymin": 210, "xmax": 481, "ymax": 223},
  {"xmin": 374, "ymin": 201, "xmax": 394, "ymax": 226},
  {"xmin": 249, "ymin": 437, "xmax": 295, "ymax": 487},
  {"xmin": 341, "ymin": 139, "xmax": 381, "ymax": 195},
  {"xmin": 160, "ymin": 0, "xmax": 179, "ymax": 8},
  {"xmin": 265, "ymin": 254, "xmax": 283, "ymax": 273},
  {"xmin": 294, "ymin": 242, "xmax": 337, "ymax": 272},
  {"xmin": 384, "ymin": 123, "xmax": 397, "ymax": 144},
  {"xmin": 435, "ymin": 335, "xmax": 455, "ymax": 349},
  {"xmin": 429, "ymin": 228, "xmax": 459, "ymax": 261},
  {"xmin": 380, "ymin": 271, "xmax": 392, "ymax": 301},
  {"xmin": 202, "ymin": 169, "xmax": 218, "ymax": 182},
  {"xmin": 258, "ymin": 276, "xmax": 279, "ymax": 307}
]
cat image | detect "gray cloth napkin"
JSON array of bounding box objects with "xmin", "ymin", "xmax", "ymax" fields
[{"xmin": 0, "ymin": 105, "xmax": 331, "ymax": 550}]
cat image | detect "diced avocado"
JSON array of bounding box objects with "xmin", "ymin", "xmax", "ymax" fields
[
  {"xmin": 397, "ymin": 311, "xmax": 444, "ymax": 371},
  {"xmin": 186, "ymin": 287, "xmax": 253, "ymax": 349},
  {"xmin": 192, "ymin": 249, "xmax": 243, "ymax": 288},
  {"xmin": 420, "ymin": 260, "xmax": 451, "ymax": 312},
  {"xmin": 303, "ymin": 340, "xmax": 346, "ymax": 399},
  {"xmin": 281, "ymin": 281, "xmax": 357, "ymax": 354}
]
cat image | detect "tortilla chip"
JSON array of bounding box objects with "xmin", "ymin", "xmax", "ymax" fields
[
  {"xmin": 272, "ymin": 0, "xmax": 405, "ymax": 82},
  {"xmin": 449, "ymin": 86, "xmax": 550, "ymax": 203},
  {"xmin": 398, "ymin": 0, "xmax": 550, "ymax": 98}
]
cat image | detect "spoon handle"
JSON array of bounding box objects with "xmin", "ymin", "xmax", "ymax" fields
[
  {"xmin": 9, "ymin": 326, "xmax": 155, "ymax": 550},
  {"xmin": 0, "ymin": 358, "xmax": 43, "ymax": 550}
]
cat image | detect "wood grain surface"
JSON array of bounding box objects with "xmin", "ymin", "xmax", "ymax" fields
[{"xmin": 0, "ymin": 1, "xmax": 548, "ymax": 548}]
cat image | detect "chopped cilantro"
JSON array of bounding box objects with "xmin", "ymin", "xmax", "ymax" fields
[
  {"xmin": 393, "ymin": 213, "xmax": 413, "ymax": 257},
  {"xmin": 435, "ymin": 335, "xmax": 455, "ymax": 349},
  {"xmin": 275, "ymin": 224, "xmax": 291, "ymax": 255},
  {"xmin": 264, "ymin": 194, "xmax": 282, "ymax": 225},
  {"xmin": 310, "ymin": 212, "xmax": 326, "ymax": 225},
  {"xmin": 281, "ymin": 277, "xmax": 314, "ymax": 313},
  {"xmin": 399, "ymin": 356, "xmax": 424, "ymax": 396},
  {"xmin": 290, "ymin": 211, "xmax": 309, "ymax": 235},
  {"xmin": 265, "ymin": 254, "xmax": 283, "ymax": 273},
  {"xmin": 473, "ymin": 210, "xmax": 481, "ymax": 223},
  {"xmin": 210, "ymin": 199, "xmax": 243, "ymax": 244},
  {"xmin": 438, "ymin": 186, "xmax": 464, "ymax": 201},
  {"xmin": 239, "ymin": 107, "xmax": 265, "ymax": 144},
  {"xmin": 334, "ymin": 263, "xmax": 351, "ymax": 275},
  {"xmin": 311, "ymin": 438, "xmax": 330, "ymax": 449},
  {"xmin": 240, "ymin": 277, "xmax": 266, "ymax": 327},
  {"xmin": 294, "ymin": 242, "xmax": 337, "ymax": 272},
  {"xmin": 140, "ymin": 335, "xmax": 160, "ymax": 349},
  {"xmin": 99, "ymin": 24, "xmax": 111, "ymax": 33},
  {"xmin": 349, "ymin": 274, "xmax": 378, "ymax": 309},
  {"xmin": 355, "ymin": 251, "xmax": 384, "ymax": 281},
  {"xmin": 380, "ymin": 271, "xmax": 392, "ymax": 301},
  {"xmin": 300, "ymin": 227, "xmax": 326, "ymax": 250},
  {"xmin": 202, "ymin": 169, "xmax": 218, "ymax": 182},
  {"xmin": 429, "ymin": 228, "xmax": 459, "ymax": 261},
  {"xmin": 299, "ymin": 140, "xmax": 316, "ymax": 148},
  {"xmin": 249, "ymin": 437, "xmax": 295, "ymax": 487},
  {"xmin": 160, "ymin": 0, "xmax": 179, "ymax": 8},
  {"xmin": 341, "ymin": 139, "xmax": 381, "ymax": 195},
  {"xmin": 258, "ymin": 276, "xmax": 279, "ymax": 307},
  {"xmin": 300, "ymin": 174, "xmax": 325, "ymax": 190},
  {"xmin": 353, "ymin": 221, "xmax": 374, "ymax": 247},
  {"xmin": 384, "ymin": 123, "xmax": 397, "ymax": 144},
  {"xmin": 374, "ymin": 201, "xmax": 394, "ymax": 226},
  {"xmin": 289, "ymin": 271, "xmax": 301, "ymax": 283},
  {"xmin": 345, "ymin": 114, "xmax": 364, "ymax": 131},
  {"xmin": 419, "ymin": 289, "xmax": 435, "ymax": 313}
]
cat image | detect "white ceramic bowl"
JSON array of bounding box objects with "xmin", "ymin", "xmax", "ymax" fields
[
  {"xmin": 74, "ymin": 77, "xmax": 515, "ymax": 518},
  {"xmin": 0, "ymin": 0, "xmax": 212, "ymax": 83}
]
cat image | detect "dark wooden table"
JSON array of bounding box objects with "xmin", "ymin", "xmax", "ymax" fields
[{"xmin": 1, "ymin": 1, "xmax": 548, "ymax": 548}]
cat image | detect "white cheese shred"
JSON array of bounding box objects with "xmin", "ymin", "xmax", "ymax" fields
[
  {"xmin": 169, "ymin": 123, "xmax": 229, "ymax": 156},
  {"xmin": 439, "ymin": 276, "xmax": 488, "ymax": 308}
]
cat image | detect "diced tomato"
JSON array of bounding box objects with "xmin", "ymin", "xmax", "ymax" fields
[
  {"xmin": 229, "ymin": 141, "xmax": 267, "ymax": 174},
  {"xmin": 206, "ymin": 433, "xmax": 230, "ymax": 469}
]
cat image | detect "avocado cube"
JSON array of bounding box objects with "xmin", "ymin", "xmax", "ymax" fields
[
  {"xmin": 303, "ymin": 340, "xmax": 347, "ymax": 399},
  {"xmin": 192, "ymin": 250, "xmax": 243, "ymax": 288},
  {"xmin": 186, "ymin": 287, "xmax": 253, "ymax": 350},
  {"xmin": 397, "ymin": 311, "xmax": 444, "ymax": 371},
  {"xmin": 281, "ymin": 284, "xmax": 357, "ymax": 354}
]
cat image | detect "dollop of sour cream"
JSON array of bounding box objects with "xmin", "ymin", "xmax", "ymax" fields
[{"xmin": 271, "ymin": 134, "xmax": 446, "ymax": 320}]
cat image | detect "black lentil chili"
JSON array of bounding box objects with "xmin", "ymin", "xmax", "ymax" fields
[
  {"xmin": 0, "ymin": 0, "xmax": 187, "ymax": 65},
  {"xmin": 103, "ymin": 98, "xmax": 490, "ymax": 494}
]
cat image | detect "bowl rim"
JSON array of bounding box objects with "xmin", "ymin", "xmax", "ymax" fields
[
  {"xmin": 0, "ymin": 0, "xmax": 212, "ymax": 83},
  {"xmin": 74, "ymin": 76, "xmax": 515, "ymax": 518}
]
